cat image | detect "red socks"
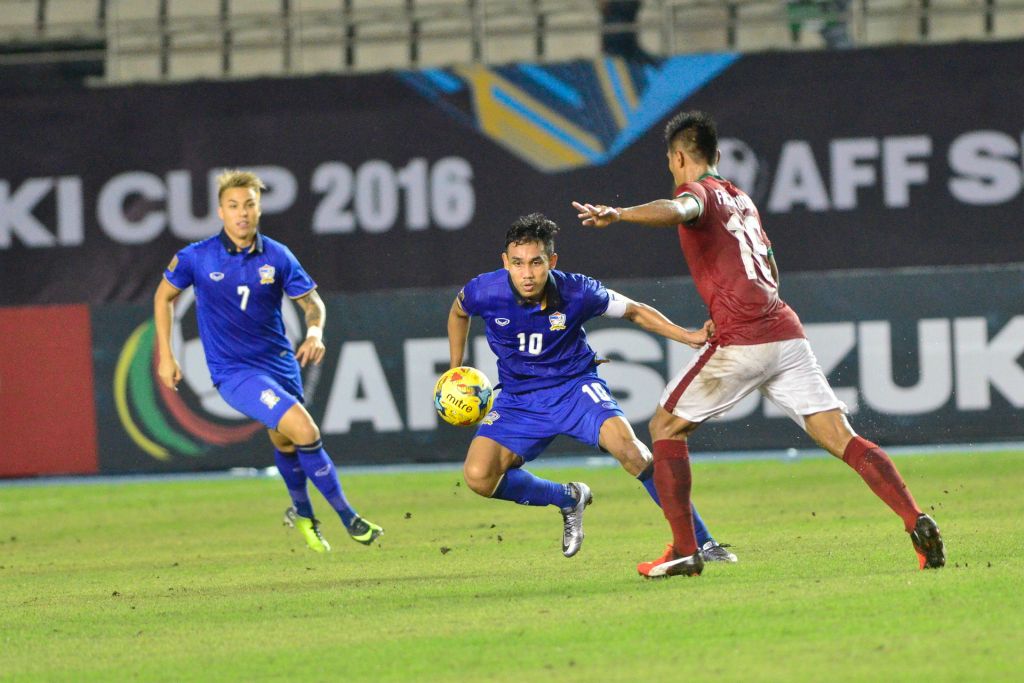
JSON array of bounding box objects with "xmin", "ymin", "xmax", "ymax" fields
[
  {"xmin": 842, "ymin": 436, "xmax": 922, "ymax": 532},
  {"xmin": 652, "ymin": 439, "xmax": 699, "ymax": 557}
]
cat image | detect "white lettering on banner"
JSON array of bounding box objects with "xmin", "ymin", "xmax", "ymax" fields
[
  {"xmin": 744, "ymin": 130, "xmax": 1020, "ymax": 213},
  {"xmin": 954, "ymin": 316, "xmax": 1024, "ymax": 409},
  {"xmin": 311, "ymin": 157, "xmax": 474, "ymax": 235},
  {"xmin": 0, "ymin": 158, "xmax": 474, "ymax": 250},
  {"xmin": 765, "ymin": 140, "xmax": 831, "ymax": 213},
  {"xmin": 97, "ymin": 171, "xmax": 167, "ymax": 244},
  {"xmin": 830, "ymin": 138, "xmax": 880, "ymax": 210},
  {"xmin": 315, "ymin": 315, "xmax": 1024, "ymax": 434},
  {"xmin": 248, "ymin": 165, "xmax": 297, "ymax": 214},
  {"xmin": 404, "ymin": 338, "xmax": 451, "ymax": 430},
  {"xmin": 321, "ymin": 341, "xmax": 402, "ymax": 432},
  {"xmin": 166, "ymin": 169, "xmax": 221, "ymax": 239},
  {"xmin": 588, "ymin": 329, "xmax": 666, "ymax": 421},
  {"xmin": 56, "ymin": 176, "xmax": 84, "ymax": 246},
  {"xmin": 947, "ymin": 131, "xmax": 1022, "ymax": 205},
  {"xmin": 0, "ymin": 178, "xmax": 58, "ymax": 248},
  {"xmin": 882, "ymin": 136, "xmax": 932, "ymax": 208},
  {"xmin": 859, "ymin": 319, "xmax": 953, "ymax": 414}
]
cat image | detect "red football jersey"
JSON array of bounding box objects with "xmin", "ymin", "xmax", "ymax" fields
[{"xmin": 676, "ymin": 175, "xmax": 804, "ymax": 346}]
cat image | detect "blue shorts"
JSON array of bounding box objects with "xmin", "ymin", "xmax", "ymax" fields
[
  {"xmin": 476, "ymin": 373, "xmax": 625, "ymax": 461},
  {"xmin": 217, "ymin": 371, "xmax": 304, "ymax": 430}
]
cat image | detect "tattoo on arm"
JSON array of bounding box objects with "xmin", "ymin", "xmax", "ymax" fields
[{"xmin": 296, "ymin": 290, "xmax": 325, "ymax": 328}]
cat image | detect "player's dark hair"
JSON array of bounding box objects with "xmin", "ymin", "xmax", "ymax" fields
[
  {"xmin": 504, "ymin": 213, "xmax": 559, "ymax": 256},
  {"xmin": 664, "ymin": 110, "xmax": 718, "ymax": 164}
]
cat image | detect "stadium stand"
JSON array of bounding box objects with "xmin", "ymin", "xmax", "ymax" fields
[{"xmin": 2, "ymin": 0, "xmax": 1024, "ymax": 84}]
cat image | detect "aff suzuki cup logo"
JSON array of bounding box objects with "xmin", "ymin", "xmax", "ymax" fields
[{"xmin": 114, "ymin": 289, "xmax": 309, "ymax": 460}]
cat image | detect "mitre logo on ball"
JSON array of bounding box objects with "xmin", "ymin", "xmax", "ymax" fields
[{"xmin": 434, "ymin": 366, "xmax": 495, "ymax": 427}]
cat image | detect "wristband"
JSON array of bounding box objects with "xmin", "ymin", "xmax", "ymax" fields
[{"xmin": 306, "ymin": 325, "xmax": 323, "ymax": 341}]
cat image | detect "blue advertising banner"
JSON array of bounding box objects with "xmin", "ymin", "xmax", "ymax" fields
[{"xmin": 93, "ymin": 263, "xmax": 1024, "ymax": 474}]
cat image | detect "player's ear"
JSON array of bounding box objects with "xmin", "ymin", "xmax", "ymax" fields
[
  {"xmin": 548, "ymin": 252, "xmax": 558, "ymax": 270},
  {"xmin": 501, "ymin": 251, "xmax": 510, "ymax": 270},
  {"xmin": 217, "ymin": 203, "xmax": 224, "ymax": 222}
]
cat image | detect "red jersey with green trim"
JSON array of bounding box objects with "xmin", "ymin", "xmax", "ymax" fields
[{"xmin": 675, "ymin": 175, "xmax": 804, "ymax": 346}]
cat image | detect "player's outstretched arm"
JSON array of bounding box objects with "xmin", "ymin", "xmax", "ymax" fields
[
  {"xmin": 294, "ymin": 290, "xmax": 327, "ymax": 368},
  {"xmin": 624, "ymin": 301, "xmax": 711, "ymax": 349},
  {"xmin": 572, "ymin": 198, "xmax": 700, "ymax": 228},
  {"xmin": 448, "ymin": 296, "xmax": 471, "ymax": 368},
  {"xmin": 153, "ymin": 277, "xmax": 183, "ymax": 391}
]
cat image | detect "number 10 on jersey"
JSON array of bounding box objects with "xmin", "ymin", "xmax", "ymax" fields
[{"xmin": 517, "ymin": 332, "xmax": 543, "ymax": 355}]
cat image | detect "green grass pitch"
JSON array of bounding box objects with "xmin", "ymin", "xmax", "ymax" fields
[{"xmin": 2, "ymin": 451, "xmax": 1023, "ymax": 682}]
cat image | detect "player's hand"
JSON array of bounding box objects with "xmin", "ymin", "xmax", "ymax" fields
[
  {"xmin": 157, "ymin": 356, "xmax": 183, "ymax": 391},
  {"xmin": 295, "ymin": 337, "xmax": 326, "ymax": 368},
  {"xmin": 572, "ymin": 201, "xmax": 620, "ymax": 228},
  {"xmin": 680, "ymin": 319, "xmax": 716, "ymax": 349}
]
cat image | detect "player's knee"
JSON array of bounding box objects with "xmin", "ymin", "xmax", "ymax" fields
[
  {"xmin": 462, "ymin": 461, "xmax": 498, "ymax": 497},
  {"xmin": 648, "ymin": 413, "xmax": 675, "ymax": 441},
  {"xmin": 804, "ymin": 411, "xmax": 854, "ymax": 456},
  {"xmin": 609, "ymin": 438, "xmax": 649, "ymax": 476},
  {"xmin": 648, "ymin": 409, "xmax": 692, "ymax": 442},
  {"xmin": 295, "ymin": 423, "xmax": 320, "ymax": 446}
]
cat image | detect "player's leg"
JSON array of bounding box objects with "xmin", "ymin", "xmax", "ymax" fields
[
  {"xmin": 762, "ymin": 339, "xmax": 944, "ymax": 569},
  {"xmin": 215, "ymin": 372, "xmax": 360, "ymax": 551},
  {"xmin": 636, "ymin": 406, "xmax": 706, "ymax": 576},
  {"xmin": 463, "ymin": 435, "xmax": 590, "ymax": 557},
  {"xmin": 638, "ymin": 343, "xmax": 770, "ymax": 577},
  {"xmin": 469, "ymin": 389, "xmax": 592, "ymax": 557},
  {"xmin": 802, "ymin": 409, "xmax": 943, "ymax": 568},
  {"xmin": 269, "ymin": 429, "xmax": 314, "ymax": 519},
  {"xmin": 462, "ymin": 435, "xmax": 570, "ymax": 507},
  {"xmin": 597, "ymin": 415, "xmax": 734, "ymax": 561},
  {"xmin": 276, "ymin": 403, "xmax": 383, "ymax": 546},
  {"xmin": 271, "ymin": 429, "xmax": 331, "ymax": 553}
]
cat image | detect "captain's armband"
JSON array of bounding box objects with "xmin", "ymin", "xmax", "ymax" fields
[{"xmin": 602, "ymin": 289, "xmax": 634, "ymax": 319}]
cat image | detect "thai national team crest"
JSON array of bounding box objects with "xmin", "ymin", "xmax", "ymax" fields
[
  {"xmin": 482, "ymin": 410, "xmax": 500, "ymax": 425},
  {"xmin": 258, "ymin": 264, "xmax": 276, "ymax": 285},
  {"xmin": 548, "ymin": 311, "xmax": 566, "ymax": 331},
  {"xmin": 260, "ymin": 389, "xmax": 280, "ymax": 409}
]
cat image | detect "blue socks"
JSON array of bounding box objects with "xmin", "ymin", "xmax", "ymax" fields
[
  {"xmin": 638, "ymin": 464, "xmax": 712, "ymax": 547},
  {"xmin": 294, "ymin": 440, "xmax": 358, "ymax": 527},
  {"xmin": 274, "ymin": 449, "xmax": 314, "ymax": 519},
  {"xmin": 691, "ymin": 503, "xmax": 711, "ymax": 548},
  {"xmin": 492, "ymin": 468, "xmax": 577, "ymax": 508}
]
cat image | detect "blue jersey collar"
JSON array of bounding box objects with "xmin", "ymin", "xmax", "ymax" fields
[
  {"xmin": 508, "ymin": 271, "xmax": 563, "ymax": 310},
  {"xmin": 219, "ymin": 229, "xmax": 264, "ymax": 255}
]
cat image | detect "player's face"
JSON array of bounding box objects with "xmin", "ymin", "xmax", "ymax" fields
[
  {"xmin": 218, "ymin": 187, "xmax": 262, "ymax": 246},
  {"xmin": 502, "ymin": 240, "xmax": 557, "ymax": 301}
]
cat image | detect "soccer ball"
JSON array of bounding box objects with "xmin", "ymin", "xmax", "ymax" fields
[{"xmin": 434, "ymin": 366, "xmax": 494, "ymax": 427}]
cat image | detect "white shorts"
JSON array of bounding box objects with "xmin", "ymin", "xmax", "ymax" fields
[{"xmin": 660, "ymin": 338, "xmax": 847, "ymax": 431}]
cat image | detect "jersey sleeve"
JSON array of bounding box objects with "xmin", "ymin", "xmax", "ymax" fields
[
  {"xmin": 579, "ymin": 274, "xmax": 611, "ymax": 320},
  {"xmin": 459, "ymin": 276, "xmax": 482, "ymax": 316},
  {"xmin": 676, "ymin": 181, "xmax": 709, "ymax": 227},
  {"xmin": 163, "ymin": 246, "xmax": 195, "ymax": 290},
  {"xmin": 281, "ymin": 246, "xmax": 317, "ymax": 299}
]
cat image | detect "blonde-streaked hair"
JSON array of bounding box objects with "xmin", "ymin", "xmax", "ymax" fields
[{"xmin": 217, "ymin": 169, "xmax": 266, "ymax": 201}]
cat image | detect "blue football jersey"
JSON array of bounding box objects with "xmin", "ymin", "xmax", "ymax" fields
[
  {"xmin": 164, "ymin": 231, "xmax": 315, "ymax": 387},
  {"xmin": 460, "ymin": 269, "xmax": 611, "ymax": 393}
]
